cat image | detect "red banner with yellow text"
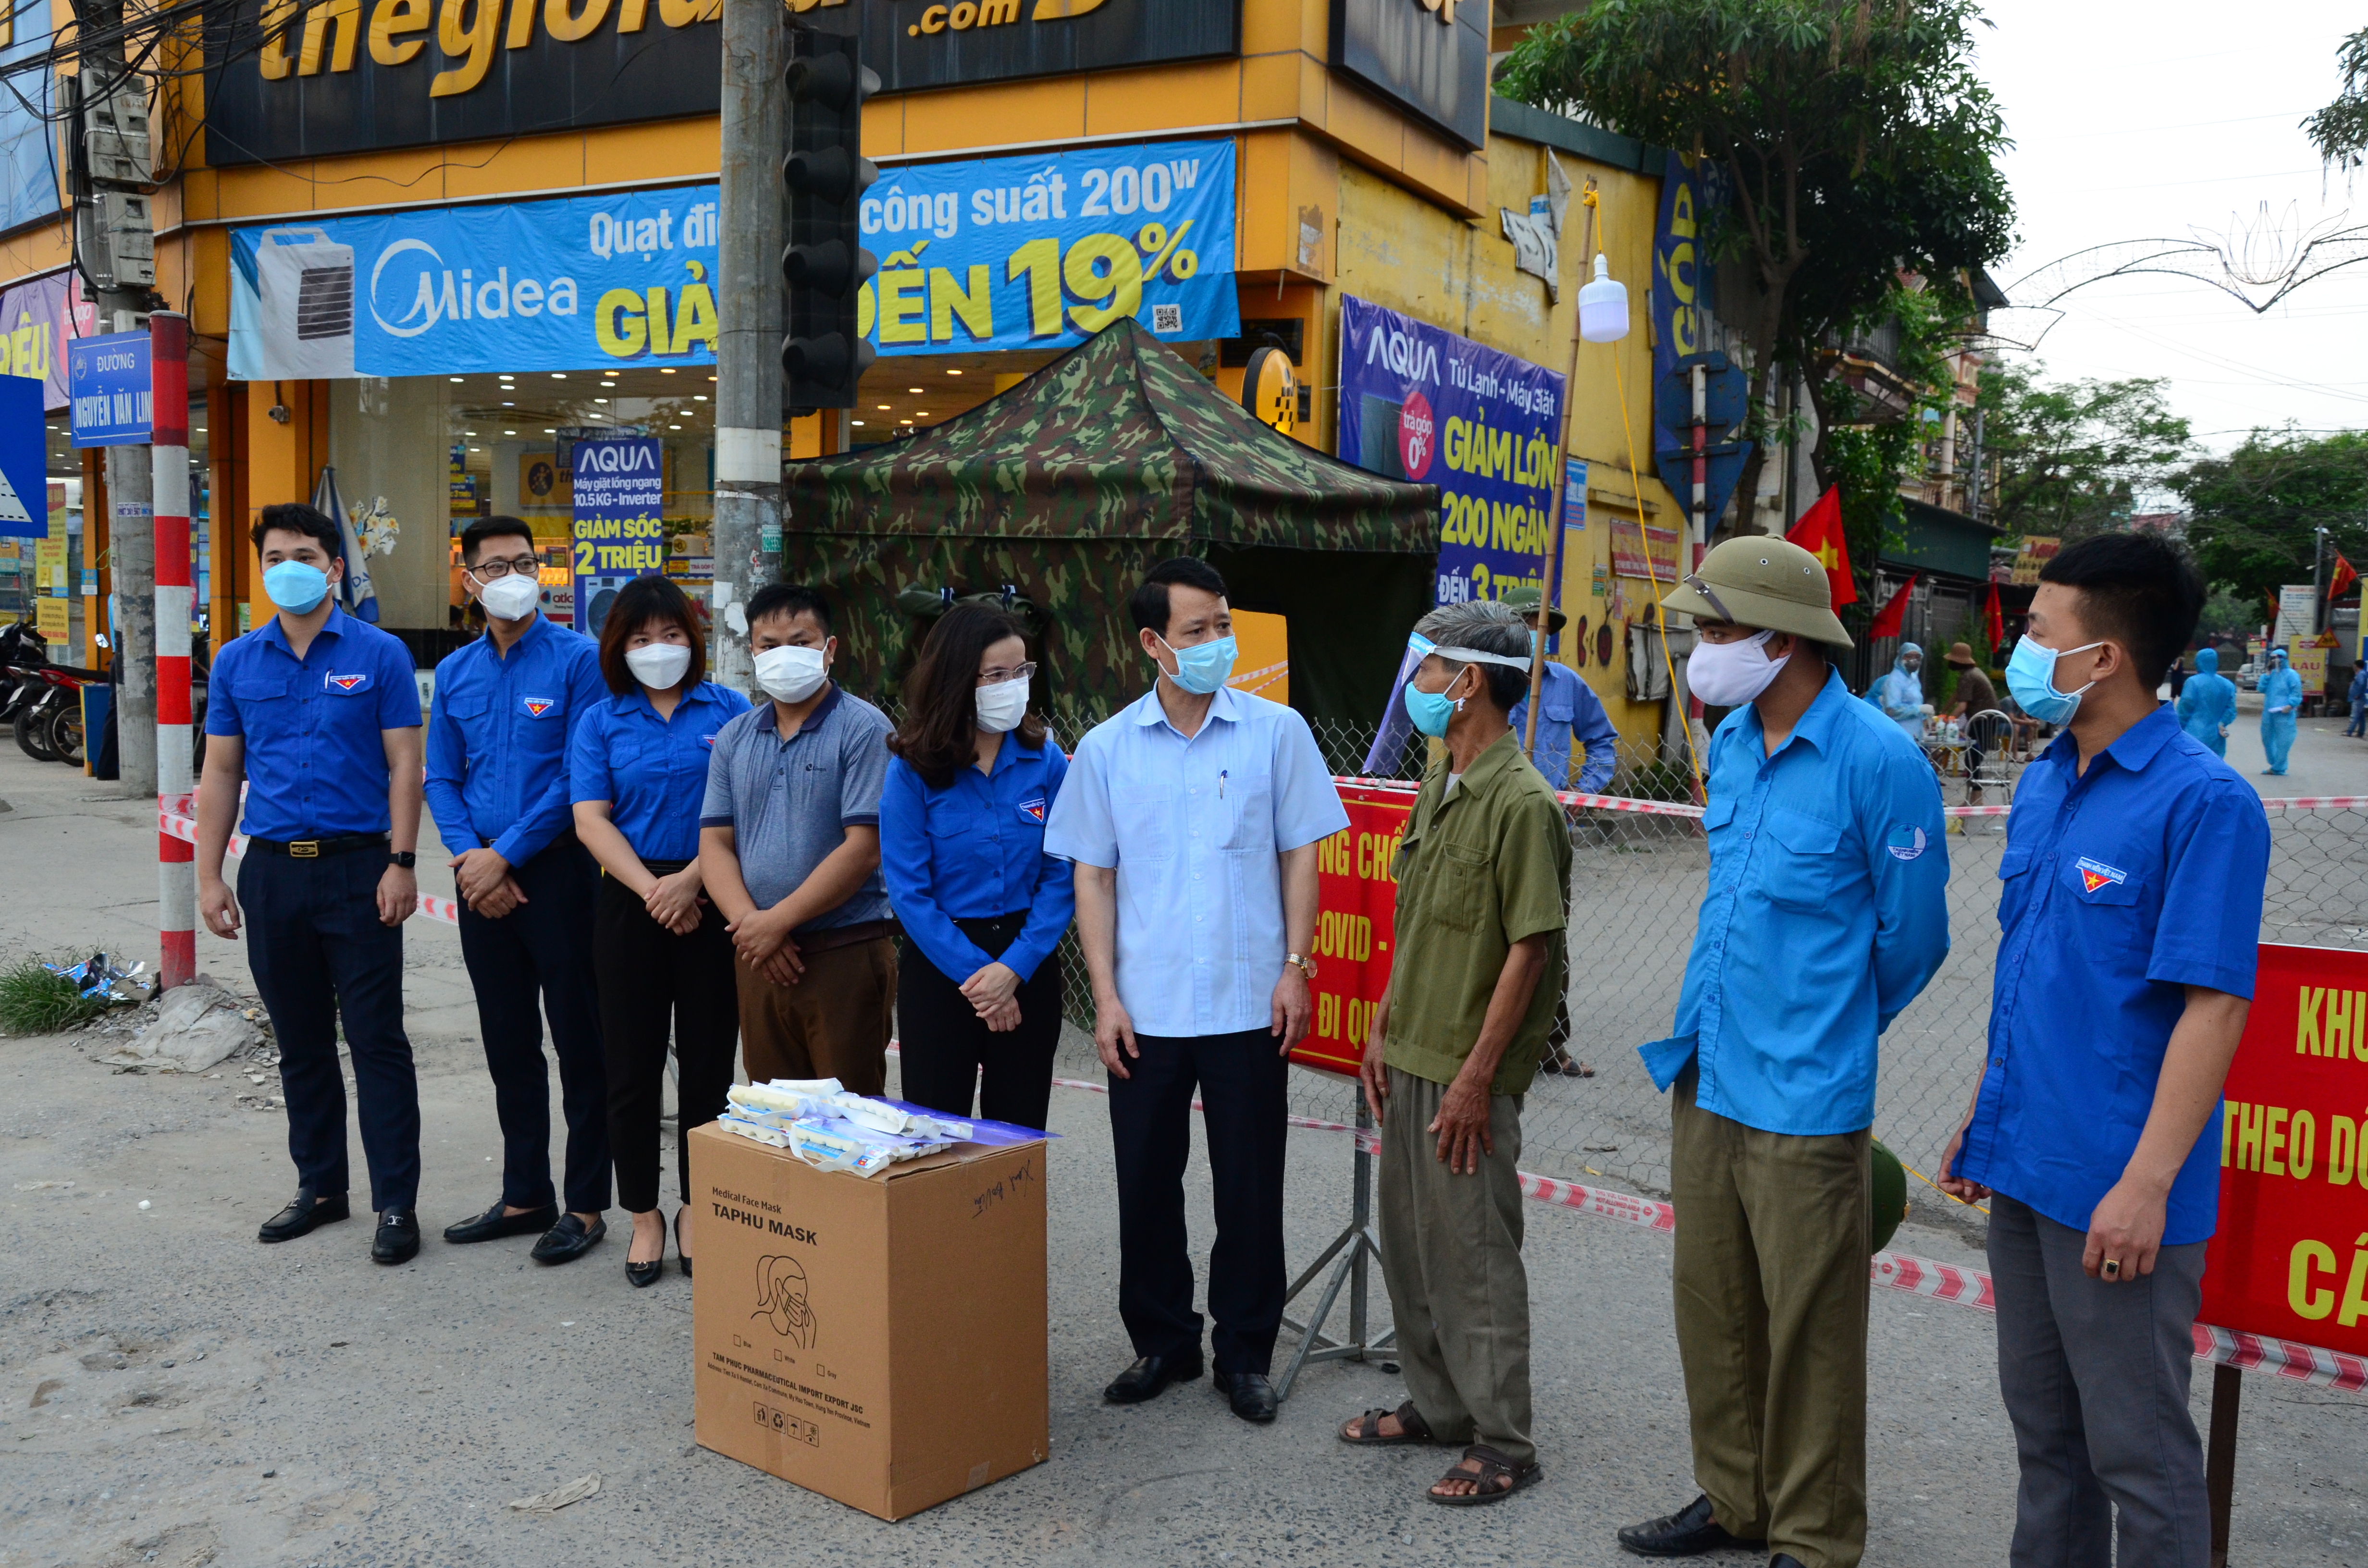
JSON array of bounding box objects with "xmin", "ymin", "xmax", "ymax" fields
[
  {"xmin": 1291, "ymin": 785, "xmax": 1416, "ymax": 1079},
  {"xmin": 2203, "ymin": 943, "xmax": 2368, "ymax": 1356}
]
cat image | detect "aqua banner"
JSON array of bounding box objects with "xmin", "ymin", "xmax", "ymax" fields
[
  {"xmin": 856, "ymin": 137, "xmax": 1238, "ymax": 356},
  {"xmin": 1335, "ymin": 294, "xmax": 1565, "ymax": 608},
  {"xmin": 571, "ymin": 437, "xmax": 666, "ymax": 639}
]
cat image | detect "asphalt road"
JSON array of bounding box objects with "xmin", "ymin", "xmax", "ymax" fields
[{"xmin": 0, "ymin": 740, "xmax": 2362, "ymax": 1568}]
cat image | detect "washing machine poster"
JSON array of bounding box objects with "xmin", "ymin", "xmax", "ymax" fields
[
  {"xmin": 570, "ymin": 437, "xmax": 665, "ymax": 639},
  {"xmin": 1335, "ymin": 294, "xmax": 1565, "ymax": 610},
  {"xmin": 227, "ymin": 186, "xmax": 721, "ymax": 380}
]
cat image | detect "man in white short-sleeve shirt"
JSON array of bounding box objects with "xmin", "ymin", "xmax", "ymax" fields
[{"xmin": 1044, "ymin": 557, "xmax": 1349, "ymax": 1425}]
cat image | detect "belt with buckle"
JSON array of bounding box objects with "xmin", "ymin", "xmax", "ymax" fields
[{"xmin": 247, "ymin": 833, "xmax": 392, "ymax": 860}]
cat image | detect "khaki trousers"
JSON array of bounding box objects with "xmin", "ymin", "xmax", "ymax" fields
[
  {"xmin": 733, "ymin": 937, "xmax": 895, "ymax": 1096},
  {"xmin": 1376, "ymin": 1066, "xmax": 1534, "ymax": 1466},
  {"xmin": 1670, "ymin": 1066, "xmax": 1871, "ymax": 1568}
]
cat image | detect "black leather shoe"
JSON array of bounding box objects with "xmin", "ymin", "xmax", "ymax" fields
[
  {"xmin": 674, "ymin": 1207, "xmax": 691, "ymax": 1279},
  {"xmin": 258, "ymin": 1187, "xmax": 349, "ymax": 1243},
  {"xmin": 1103, "ymin": 1351, "xmax": 1203, "ymax": 1405},
  {"xmin": 531, "ymin": 1213, "xmax": 607, "ymax": 1265},
  {"xmin": 1213, "ymin": 1370, "xmax": 1279, "ymax": 1423},
  {"xmin": 626, "ymin": 1258, "xmax": 664, "ymax": 1289},
  {"xmin": 1617, "ymin": 1495, "xmax": 1766, "ymax": 1557},
  {"xmin": 371, "ymin": 1206, "xmax": 421, "ymax": 1265},
  {"xmin": 1770, "ymin": 1556, "xmax": 1806, "ymax": 1568},
  {"xmin": 442, "ymin": 1197, "xmax": 558, "ymax": 1244}
]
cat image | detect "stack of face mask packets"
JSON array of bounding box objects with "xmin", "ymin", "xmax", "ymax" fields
[{"xmin": 717, "ymin": 1078, "xmax": 976, "ymax": 1176}]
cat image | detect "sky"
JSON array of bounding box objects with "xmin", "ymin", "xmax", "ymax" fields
[{"xmin": 1974, "ymin": 0, "xmax": 2367, "ymax": 455}]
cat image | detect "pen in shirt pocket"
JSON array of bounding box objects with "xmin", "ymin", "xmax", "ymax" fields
[{"xmin": 1220, "ymin": 769, "xmax": 1227, "ymax": 799}]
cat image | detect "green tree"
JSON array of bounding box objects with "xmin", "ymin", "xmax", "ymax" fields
[
  {"xmin": 2305, "ymin": 27, "xmax": 2368, "ymax": 176},
  {"xmin": 1496, "ymin": 0, "xmax": 2016, "ymax": 516},
  {"xmin": 2178, "ymin": 429, "xmax": 2368, "ymax": 606},
  {"xmin": 1977, "ymin": 362, "xmax": 2193, "ymax": 542}
]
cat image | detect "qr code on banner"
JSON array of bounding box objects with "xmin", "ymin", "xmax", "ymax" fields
[{"xmin": 1152, "ymin": 303, "xmax": 1183, "ymax": 332}]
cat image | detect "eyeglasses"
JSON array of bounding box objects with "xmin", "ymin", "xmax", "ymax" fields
[
  {"xmin": 467, "ymin": 553, "xmax": 542, "ymax": 579},
  {"xmin": 978, "ymin": 662, "xmax": 1037, "ymax": 686}
]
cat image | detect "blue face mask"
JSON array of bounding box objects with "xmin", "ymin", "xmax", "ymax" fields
[
  {"xmin": 2005, "ymin": 634, "xmax": 2101, "ymax": 724},
  {"xmin": 263, "ymin": 560, "xmax": 331, "ymax": 614},
  {"xmin": 1159, "ymin": 633, "xmax": 1238, "ymax": 695},
  {"xmin": 1402, "ymin": 672, "xmax": 1465, "ymax": 738}
]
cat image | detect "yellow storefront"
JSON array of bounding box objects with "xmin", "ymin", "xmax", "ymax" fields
[{"xmin": 0, "ymin": 0, "xmax": 1687, "ymax": 761}]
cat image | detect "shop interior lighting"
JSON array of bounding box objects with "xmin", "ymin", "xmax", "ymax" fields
[
  {"xmin": 464, "ymin": 430, "xmax": 477, "ymax": 435},
  {"xmin": 592, "ymin": 398, "xmax": 608, "ymax": 404},
  {"xmin": 503, "ymin": 429, "xmax": 517, "ymax": 435},
  {"xmin": 877, "ymin": 404, "xmax": 890, "ymax": 410},
  {"xmin": 692, "ymin": 394, "xmax": 707, "ymax": 401},
  {"xmin": 543, "ymin": 428, "xmax": 556, "ymax": 434},
  {"xmin": 551, "ymin": 372, "xmax": 566, "ymax": 379},
  {"xmin": 908, "ymin": 387, "xmax": 923, "ymax": 393},
  {"xmin": 449, "ymin": 377, "xmax": 463, "ymax": 383},
  {"xmin": 658, "ymin": 368, "xmax": 676, "ymax": 374},
  {"xmin": 946, "ymin": 369, "xmax": 962, "ymax": 376},
  {"xmin": 502, "ymin": 401, "xmax": 514, "ymax": 406},
  {"xmin": 851, "ymin": 419, "xmax": 865, "ymax": 426}
]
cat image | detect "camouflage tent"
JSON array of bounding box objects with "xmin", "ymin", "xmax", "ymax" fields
[{"xmin": 780, "ymin": 318, "xmax": 1439, "ymax": 750}]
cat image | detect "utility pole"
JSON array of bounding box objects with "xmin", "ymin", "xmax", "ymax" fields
[
  {"xmin": 2312, "ymin": 524, "xmax": 2328, "ymax": 637},
  {"xmin": 71, "ymin": 0, "xmax": 159, "ymax": 794},
  {"xmin": 711, "ymin": 0, "xmax": 788, "ymax": 690}
]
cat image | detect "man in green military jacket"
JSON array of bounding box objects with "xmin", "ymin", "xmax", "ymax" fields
[{"xmin": 1339, "ymin": 598, "xmax": 1571, "ymax": 1508}]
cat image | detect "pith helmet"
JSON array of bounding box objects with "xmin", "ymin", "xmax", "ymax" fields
[
  {"xmin": 1663, "ymin": 536, "xmax": 1852, "ymax": 648},
  {"xmin": 1499, "ymin": 585, "xmax": 1567, "ymax": 633}
]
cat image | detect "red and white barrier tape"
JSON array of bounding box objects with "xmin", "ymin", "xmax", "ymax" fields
[
  {"xmin": 1043, "ymin": 1071, "xmax": 2361, "ymax": 1392},
  {"xmin": 157, "ymin": 807, "xmax": 463, "ymax": 926}
]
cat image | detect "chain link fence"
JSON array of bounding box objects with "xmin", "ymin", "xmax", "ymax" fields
[{"xmin": 1034, "ymin": 711, "xmax": 2367, "ymax": 1231}]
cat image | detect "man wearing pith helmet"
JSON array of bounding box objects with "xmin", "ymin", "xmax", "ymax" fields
[{"xmin": 1618, "ymin": 537, "xmax": 1949, "ymax": 1568}]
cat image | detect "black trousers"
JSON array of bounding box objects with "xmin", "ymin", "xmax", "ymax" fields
[
  {"xmin": 1107, "ymin": 1027, "xmax": 1289, "ymax": 1375},
  {"xmin": 594, "ymin": 868, "xmax": 739, "ymax": 1215},
  {"xmin": 238, "ymin": 847, "xmax": 419, "ymax": 1213},
  {"xmin": 456, "ymin": 839, "xmax": 610, "ymax": 1215},
  {"xmin": 895, "ymin": 913, "xmax": 1061, "ymax": 1132}
]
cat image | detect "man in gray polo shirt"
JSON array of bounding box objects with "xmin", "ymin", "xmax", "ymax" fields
[{"xmin": 699, "ymin": 585, "xmax": 896, "ymax": 1094}]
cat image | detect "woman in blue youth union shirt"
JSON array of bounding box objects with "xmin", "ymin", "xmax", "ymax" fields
[
  {"xmin": 879, "ymin": 604, "xmax": 1075, "ymax": 1133},
  {"xmin": 569, "ymin": 576, "xmax": 751, "ymax": 1287}
]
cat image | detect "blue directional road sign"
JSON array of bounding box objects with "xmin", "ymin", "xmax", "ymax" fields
[
  {"xmin": 68, "ymin": 330, "xmax": 152, "ymax": 447},
  {"xmin": 0, "ymin": 372, "xmax": 43, "ymax": 537}
]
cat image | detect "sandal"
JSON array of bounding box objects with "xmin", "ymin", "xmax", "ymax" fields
[
  {"xmin": 1339, "ymin": 1400, "xmax": 1436, "ymax": 1446},
  {"xmin": 1427, "ymin": 1444, "xmax": 1542, "ymax": 1506}
]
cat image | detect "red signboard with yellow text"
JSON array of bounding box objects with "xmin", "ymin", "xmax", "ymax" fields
[
  {"xmin": 1292, "ymin": 785, "xmax": 1415, "ymax": 1079},
  {"xmin": 2203, "ymin": 943, "xmax": 2368, "ymax": 1355}
]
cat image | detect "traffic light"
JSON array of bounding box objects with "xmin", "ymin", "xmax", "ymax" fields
[{"xmin": 782, "ymin": 26, "xmax": 877, "ymax": 414}]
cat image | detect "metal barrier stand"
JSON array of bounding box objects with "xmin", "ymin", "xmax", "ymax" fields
[{"xmin": 1275, "ymin": 1103, "xmax": 1394, "ymax": 1401}]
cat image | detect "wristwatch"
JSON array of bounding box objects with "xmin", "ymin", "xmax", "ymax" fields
[
  {"xmin": 1287, "ymin": 952, "xmax": 1318, "ymax": 980},
  {"xmin": 388, "ymin": 850, "xmax": 417, "ymax": 869}
]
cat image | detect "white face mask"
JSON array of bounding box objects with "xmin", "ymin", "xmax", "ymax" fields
[
  {"xmin": 624, "ymin": 642, "xmax": 692, "ymax": 691},
  {"xmin": 752, "ymin": 643, "xmax": 829, "ymax": 704},
  {"xmin": 478, "ymin": 571, "xmax": 541, "ymax": 622},
  {"xmin": 1688, "ymin": 629, "xmax": 1791, "ymax": 707},
  {"xmin": 974, "ymin": 674, "xmax": 1029, "ymax": 734}
]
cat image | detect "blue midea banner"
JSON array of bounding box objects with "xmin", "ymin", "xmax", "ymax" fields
[
  {"xmin": 227, "ymin": 137, "xmax": 1239, "ymax": 380},
  {"xmin": 230, "ymin": 185, "xmax": 723, "ymax": 380},
  {"xmin": 1334, "ymin": 294, "xmax": 1566, "ymax": 608}
]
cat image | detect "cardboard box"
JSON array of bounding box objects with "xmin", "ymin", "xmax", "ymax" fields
[{"xmin": 689, "ymin": 1122, "xmax": 1048, "ymax": 1520}]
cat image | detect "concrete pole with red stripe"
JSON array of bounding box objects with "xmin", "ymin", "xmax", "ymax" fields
[{"xmin": 150, "ymin": 311, "xmax": 195, "ymax": 992}]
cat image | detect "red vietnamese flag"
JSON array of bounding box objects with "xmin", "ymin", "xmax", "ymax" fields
[
  {"xmin": 1869, "ymin": 574, "xmax": 1918, "ymax": 639},
  {"xmin": 1785, "ymin": 486, "xmax": 1857, "ymax": 608},
  {"xmin": 1986, "ymin": 581, "xmax": 2004, "ymax": 648},
  {"xmin": 2331, "ymin": 551, "xmax": 2359, "ymax": 601}
]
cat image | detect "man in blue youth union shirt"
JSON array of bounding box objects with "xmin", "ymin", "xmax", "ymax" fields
[
  {"xmin": 1622, "ymin": 538, "xmax": 1948, "ymax": 1568},
  {"xmin": 1939, "ymin": 534, "xmax": 2267, "ymax": 1568},
  {"xmin": 197, "ymin": 504, "xmax": 426, "ymax": 1267},
  {"xmin": 425, "ymin": 516, "xmax": 614, "ymax": 1268},
  {"xmin": 1043, "ymin": 557, "xmax": 1348, "ymax": 1427}
]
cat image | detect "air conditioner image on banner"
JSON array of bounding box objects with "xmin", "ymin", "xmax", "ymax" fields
[{"xmin": 256, "ymin": 227, "xmax": 354, "ymax": 379}]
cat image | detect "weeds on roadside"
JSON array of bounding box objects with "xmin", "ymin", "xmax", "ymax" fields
[{"xmin": 0, "ymin": 958, "xmax": 116, "ymax": 1036}]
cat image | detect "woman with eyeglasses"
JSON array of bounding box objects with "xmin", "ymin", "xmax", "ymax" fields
[
  {"xmin": 569, "ymin": 575, "xmax": 750, "ymax": 1287},
  {"xmin": 879, "ymin": 603, "xmax": 1074, "ymax": 1130}
]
